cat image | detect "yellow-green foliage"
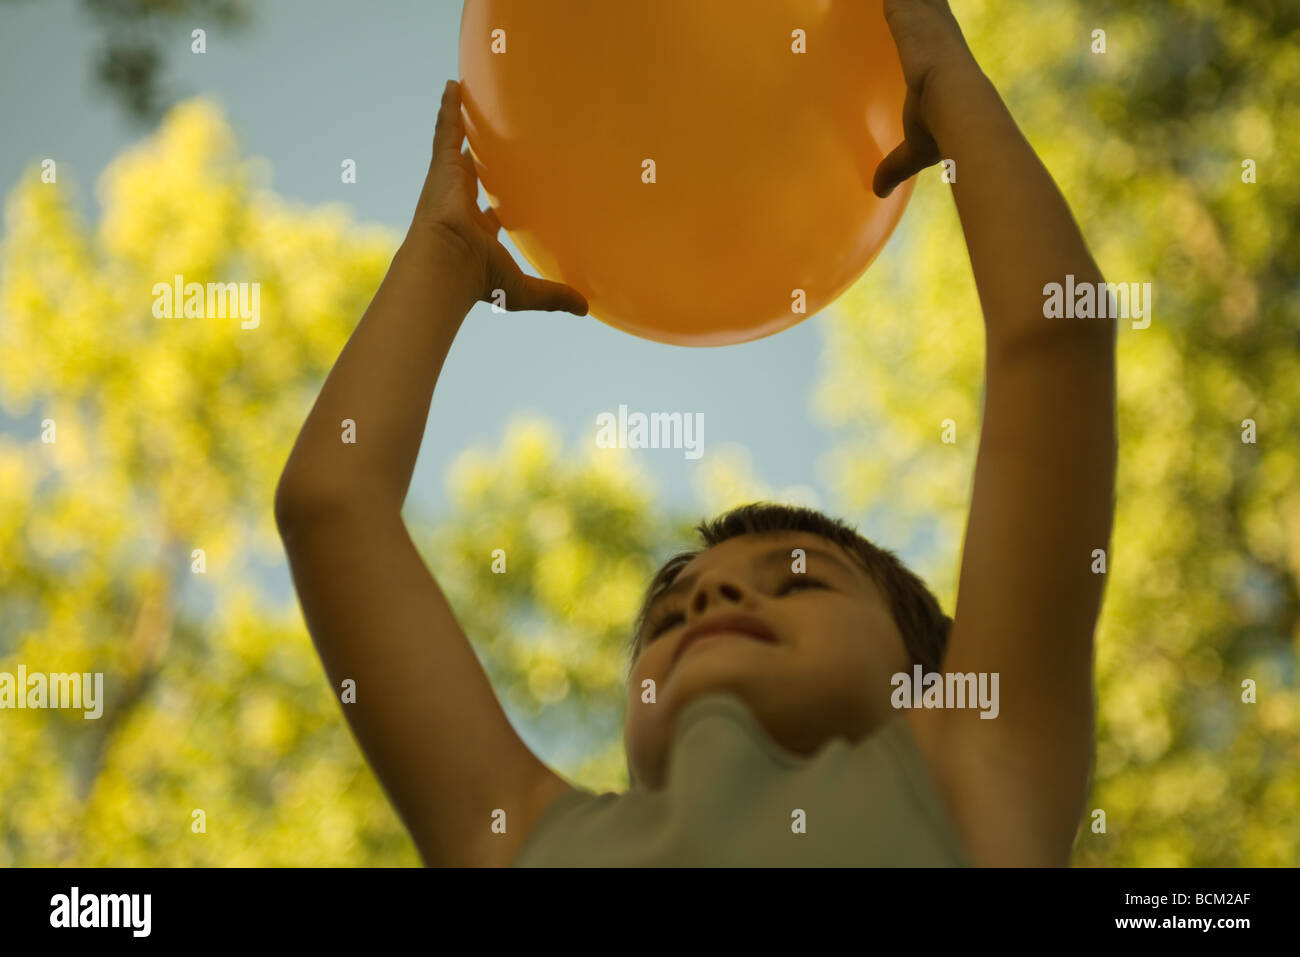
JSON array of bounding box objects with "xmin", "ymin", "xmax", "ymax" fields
[{"xmin": 2, "ymin": 0, "xmax": 1297, "ymax": 865}]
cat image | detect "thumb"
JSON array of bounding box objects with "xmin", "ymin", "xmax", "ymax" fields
[
  {"xmin": 499, "ymin": 263, "xmax": 589, "ymax": 315},
  {"xmin": 872, "ymin": 139, "xmax": 929, "ymax": 199}
]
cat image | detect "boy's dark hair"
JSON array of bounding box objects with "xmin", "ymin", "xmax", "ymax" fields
[{"xmin": 628, "ymin": 502, "xmax": 951, "ymax": 673}]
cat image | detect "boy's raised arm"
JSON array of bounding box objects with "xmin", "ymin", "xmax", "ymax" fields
[
  {"xmin": 876, "ymin": 1, "xmax": 1117, "ymax": 865},
  {"xmin": 274, "ymin": 81, "xmax": 587, "ymax": 866}
]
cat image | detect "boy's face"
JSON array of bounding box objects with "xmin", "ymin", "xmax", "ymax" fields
[{"xmin": 625, "ymin": 532, "xmax": 911, "ymax": 789}]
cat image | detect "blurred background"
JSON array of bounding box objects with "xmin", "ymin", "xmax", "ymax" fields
[{"xmin": 0, "ymin": 0, "xmax": 1296, "ymax": 866}]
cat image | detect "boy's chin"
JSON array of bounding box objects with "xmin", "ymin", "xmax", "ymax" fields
[{"xmin": 659, "ymin": 655, "xmax": 779, "ymax": 714}]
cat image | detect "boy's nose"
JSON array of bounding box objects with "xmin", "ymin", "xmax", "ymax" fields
[{"xmin": 689, "ymin": 579, "xmax": 746, "ymax": 615}]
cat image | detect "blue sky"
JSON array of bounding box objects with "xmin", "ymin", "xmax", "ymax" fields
[{"xmin": 0, "ymin": 0, "xmax": 876, "ymax": 527}]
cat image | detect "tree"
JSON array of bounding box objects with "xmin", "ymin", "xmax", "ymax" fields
[
  {"xmin": 1, "ymin": 99, "xmax": 411, "ymax": 864},
  {"xmin": 1, "ymin": 0, "xmax": 252, "ymax": 123}
]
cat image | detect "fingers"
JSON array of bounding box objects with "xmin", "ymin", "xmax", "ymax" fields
[
  {"xmin": 432, "ymin": 80, "xmax": 466, "ymax": 163},
  {"xmin": 454, "ymin": 145, "xmax": 501, "ymax": 236},
  {"xmin": 425, "ymin": 80, "xmax": 604, "ymax": 320},
  {"xmin": 457, "ymin": 143, "xmax": 501, "ymax": 237}
]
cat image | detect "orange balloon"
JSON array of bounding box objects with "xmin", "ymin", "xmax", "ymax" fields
[{"xmin": 458, "ymin": 0, "xmax": 912, "ymax": 346}]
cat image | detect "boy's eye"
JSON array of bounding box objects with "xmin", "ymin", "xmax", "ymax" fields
[
  {"xmin": 647, "ymin": 577, "xmax": 825, "ymax": 641},
  {"xmin": 777, "ymin": 576, "xmax": 825, "ymax": 595},
  {"xmin": 646, "ymin": 609, "xmax": 685, "ymax": 641}
]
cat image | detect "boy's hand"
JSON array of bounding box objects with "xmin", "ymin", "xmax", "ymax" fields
[
  {"xmin": 410, "ymin": 79, "xmax": 589, "ymax": 316},
  {"xmin": 873, "ymin": 0, "xmax": 984, "ymax": 198}
]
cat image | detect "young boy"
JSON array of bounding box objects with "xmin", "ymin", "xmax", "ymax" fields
[{"xmin": 274, "ymin": 0, "xmax": 1116, "ymax": 867}]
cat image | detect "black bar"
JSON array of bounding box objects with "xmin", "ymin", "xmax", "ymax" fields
[{"xmin": 1, "ymin": 866, "xmax": 1287, "ymax": 944}]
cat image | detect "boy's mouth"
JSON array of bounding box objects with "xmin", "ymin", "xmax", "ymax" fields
[{"xmin": 671, "ymin": 612, "xmax": 776, "ymax": 669}]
